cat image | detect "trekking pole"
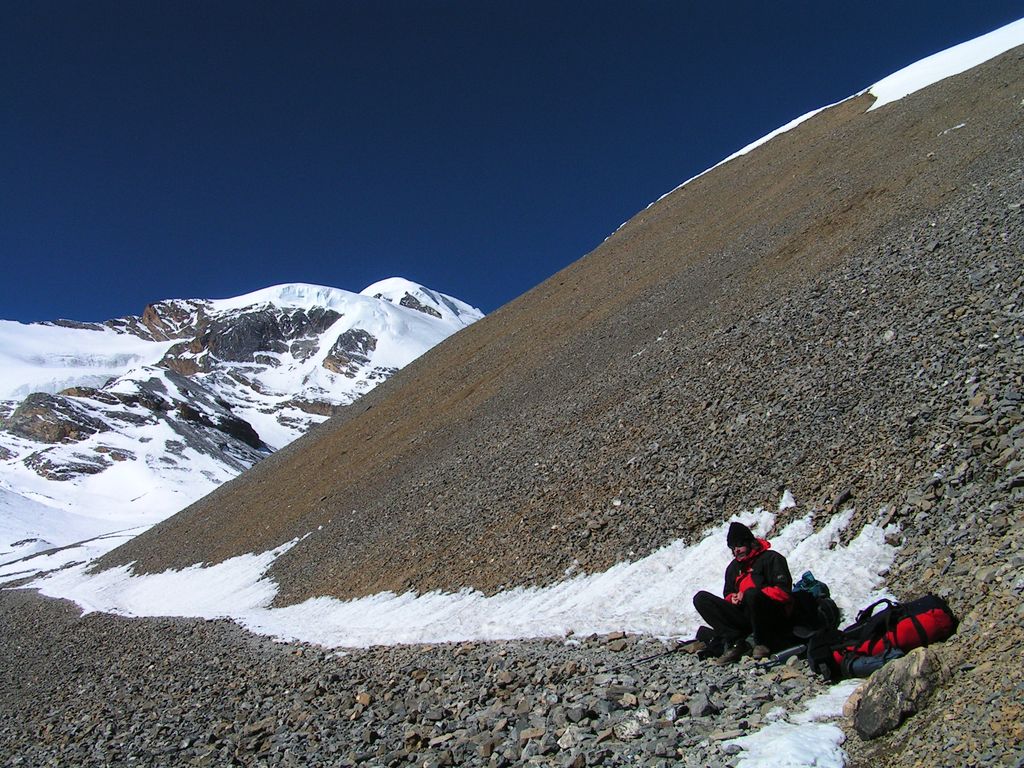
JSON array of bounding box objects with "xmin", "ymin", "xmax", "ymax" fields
[
  {"xmin": 600, "ymin": 643, "xmax": 688, "ymax": 676},
  {"xmin": 754, "ymin": 643, "xmax": 807, "ymax": 670}
]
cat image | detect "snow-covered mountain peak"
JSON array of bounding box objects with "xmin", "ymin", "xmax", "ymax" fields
[
  {"xmin": 195, "ymin": 280, "xmax": 483, "ymax": 328},
  {"xmin": 361, "ymin": 277, "xmax": 483, "ymax": 324},
  {"xmin": 0, "ymin": 278, "xmax": 483, "ymax": 566},
  {"xmin": 207, "ymin": 282, "xmax": 358, "ymax": 314}
]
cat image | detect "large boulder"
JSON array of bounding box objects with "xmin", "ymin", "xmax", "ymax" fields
[{"xmin": 852, "ymin": 646, "xmax": 950, "ymax": 739}]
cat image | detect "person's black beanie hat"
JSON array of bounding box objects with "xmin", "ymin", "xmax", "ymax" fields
[{"xmin": 727, "ymin": 522, "xmax": 756, "ymax": 548}]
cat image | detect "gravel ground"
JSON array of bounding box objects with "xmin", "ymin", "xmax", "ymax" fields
[{"xmin": 1, "ymin": 589, "xmax": 840, "ymax": 768}]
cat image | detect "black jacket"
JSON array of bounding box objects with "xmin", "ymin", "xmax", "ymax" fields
[{"xmin": 723, "ymin": 540, "xmax": 793, "ymax": 603}]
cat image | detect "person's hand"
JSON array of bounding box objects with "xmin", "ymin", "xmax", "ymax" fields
[{"xmin": 727, "ymin": 592, "xmax": 743, "ymax": 605}]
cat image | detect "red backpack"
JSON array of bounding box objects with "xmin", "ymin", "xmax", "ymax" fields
[{"xmin": 806, "ymin": 594, "xmax": 958, "ymax": 680}]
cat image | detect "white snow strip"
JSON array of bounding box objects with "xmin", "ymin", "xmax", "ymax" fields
[
  {"xmin": 27, "ymin": 503, "xmax": 898, "ymax": 650},
  {"xmin": 611, "ymin": 16, "xmax": 1024, "ymax": 238},
  {"xmin": 868, "ymin": 17, "xmax": 1024, "ymax": 110},
  {"xmin": 0, "ymin": 486, "xmax": 99, "ymax": 563},
  {"xmin": 29, "ymin": 539, "xmax": 297, "ymax": 616}
]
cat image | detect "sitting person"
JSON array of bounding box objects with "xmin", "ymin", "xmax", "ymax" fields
[{"xmin": 692, "ymin": 521, "xmax": 795, "ymax": 663}]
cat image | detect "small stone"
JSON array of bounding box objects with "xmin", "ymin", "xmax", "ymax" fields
[
  {"xmin": 710, "ymin": 729, "xmax": 744, "ymax": 741},
  {"xmin": 976, "ymin": 565, "xmax": 1000, "ymax": 584},
  {"xmin": 613, "ymin": 718, "xmax": 643, "ymax": 740},
  {"xmin": 688, "ymin": 692, "xmax": 719, "ymax": 717},
  {"xmin": 565, "ymin": 706, "xmax": 588, "ymax": 723},
  {"xmin": 519, "ymin": 726, "xmax": 546, "ymax": 743},
  {"xmin": 557, "ymin": 725, "xmax": 584, "ymax": 750},
  {"xmin": 477, "ymin": 736, "xmax": 497, "ymax": 758}
]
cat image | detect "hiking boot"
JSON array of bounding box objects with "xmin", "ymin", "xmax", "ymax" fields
[
  {"xmin": 677, "ymin": 640, "xmax": 707, "ymax": 654},
  {"xmin": 715, "ymin": 643, "xmax": 748, "ymax": 665},
  {"xmin": 751, "ymin": 644, "xmax": 772, "ymax": 660}
]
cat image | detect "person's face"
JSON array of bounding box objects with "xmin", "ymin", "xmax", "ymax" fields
[{"xmin": 731, "ymin": 543, "xmax": 752, "ymax": 559}]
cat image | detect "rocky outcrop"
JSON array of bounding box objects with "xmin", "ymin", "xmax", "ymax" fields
[
  {"xmin": 60, "ymin": 298, "xmax": 211, "ymax": 342},
  {"xmin": 1, "ymin": 370, "xmax": 269, "ymax": 483},
  {"xmin": 399, "ymin": 292, "xmax": 443, "ymax": 318},
  {"xmin": 373, "ymin": 290, "xmax": 445, "ymax": 319},
  {"xmin": 160, "ymin": 307, "xmax": 343, "ymax": 373},
  {"xmin": 323, "ymin": 329, "xmax": 378, "ymax": 377},
  {"xmin": 175, "ymin": 402, "xmax": 264, "ymax": 450},
  {"xmin": 281, "ymin": 398, "xmax": 347, "ymax": 417},
  {"xmin": 207, "ymin": 307, "xmax": 341, "ymax": 364},
  {"xmin": 138, "ymin": 299, "xmax": 206, "ymax": 341},
  {"xmin": 5, "ymin": 393, "xmax": 108, "ymax": 444},
  {"xmin": 850, "ymin": 647, "xmax": 950, "ymax": 739},
  {"xmin": 58, "ymin": 385, "xmax": 171, "ymax": 413},
  {"xmin": 22, "ymin": 449, "xmax": 110, "ymax": 481}
]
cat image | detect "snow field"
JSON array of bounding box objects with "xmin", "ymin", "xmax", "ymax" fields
[{"xmin": 28, "ymin": 501, "xmax": 896, "ymax": 649}]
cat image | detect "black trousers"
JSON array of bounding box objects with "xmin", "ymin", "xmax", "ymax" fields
[{"xmin": 693, "ymin": 588, "xmax": 795, "ymax": 650}]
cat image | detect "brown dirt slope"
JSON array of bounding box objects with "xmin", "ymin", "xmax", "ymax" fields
[
  {"xmin": 101, "ymin": 46, "xmax": 1023, "ymax": 613},
  {"xmin": 84, "ymin": 44, "xmax": 1024, "ymax": 766}
]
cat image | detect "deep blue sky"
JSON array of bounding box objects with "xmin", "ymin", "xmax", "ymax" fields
[{"xmin": 3, "ymin": 2, "xmax": 1022, "ymax": 322}]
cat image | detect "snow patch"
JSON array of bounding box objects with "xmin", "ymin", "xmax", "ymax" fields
[
  {"xmin": 0, "ymin": 486, "xmax": 116, "ymax": 565},
  {"xmin": 726, "ymin": 680, "xmax": 861, "ymax": 767},
  {"xmin": 27, "ymin": 507, "xmax": 897, "ymax": 649}
]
